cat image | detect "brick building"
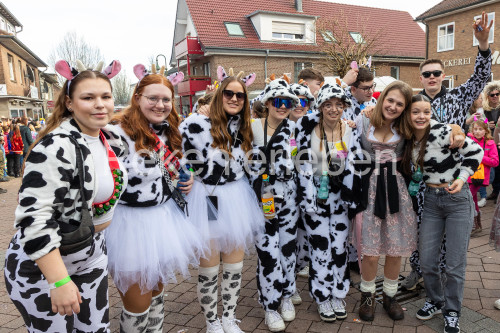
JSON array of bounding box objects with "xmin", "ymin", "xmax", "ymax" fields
[
  {"xmin": 416, "ymin": 0, "xmax": 499, "ymax": 88},
  {"xmin": 0, "ymin": 2, "xmax": 53, "ymax": 120},
  {"xmin": 170, "ymin": 0, "xmax": 426, "ymax": 115}
]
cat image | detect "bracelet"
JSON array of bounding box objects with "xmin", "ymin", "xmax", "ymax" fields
[{"xmin": 49, "ymin": 276, "xmax": 71, "ymax": 290}]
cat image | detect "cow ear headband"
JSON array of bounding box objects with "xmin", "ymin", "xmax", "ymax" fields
[
  {"xmin": 264, "ymin": 73, "xmax": 291, "ymax": 85},
  {"xmin": 55, "ymin": 60, "xmax": 122, "ymax": 95},
  {"xmin": 133, "ymin": 64, "xmax": 184, "ymax": 87},
  {"xmin": 350, "ymin": 56, "xmax": 372, "ymax": 70},
  {"xmin": 473, "ymin": 115, "xmax": 488, "ymax": 124},
  {"xmin": 217, "ymin": 65, "xmax": 256, "ymax": 87}
]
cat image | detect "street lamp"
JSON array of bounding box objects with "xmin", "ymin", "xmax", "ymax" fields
[{"xmin": 156, "ymin": 54, "xmax": 167, "ymax": 75}]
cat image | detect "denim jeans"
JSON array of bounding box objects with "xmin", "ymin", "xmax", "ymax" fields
[
  {"xmin": 479, "ymin": 186, "xmax": 487, "ymax": 199},
  {"xmin": 419, "ymin": 184, "xmax": 474, "ymax": 314}
]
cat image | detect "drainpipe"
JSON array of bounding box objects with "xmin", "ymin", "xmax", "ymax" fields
[
  {"xmin": 423, "ymin": 20, "xmax": 429, "ymax": 59},
  {"xmin": 264, "ymin": 49, "xmax": 269, "ymax": 79}
]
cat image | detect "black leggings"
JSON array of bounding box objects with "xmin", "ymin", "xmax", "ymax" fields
[{"xmin": 6, "ymin": 153, "xmax": 21, "ymax": 176}]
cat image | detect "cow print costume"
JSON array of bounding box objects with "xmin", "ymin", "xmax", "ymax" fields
[
  {"xmin": 408, "ymin": 48, "xmax": 492, "ymax": 278},
  {"xmin": 4, "ymin": 118, "xmax": 126, "ymax": 333},
  {"xmin": 180, "ymin": 112, "xmax": 265, "ymax": 328},
  {"xmin": 295, "ymin": 88, "xmax": 360, "ymax": 307}
]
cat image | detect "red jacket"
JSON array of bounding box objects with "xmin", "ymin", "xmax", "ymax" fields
[
  {"xmin": 8, "ymin": 133, "xmax": 23, "ymax": 154},
  {"xmin": 467, "ymin": 134, "xmax": 499, "ymax": 185}
]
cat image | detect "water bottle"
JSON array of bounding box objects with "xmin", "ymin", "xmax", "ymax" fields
[
  {"xmin": 408, "ymin": 167, "xmax": 423, "ymax": 197},
  {"xmin": 177, "ymin": 165, "xmax": 193, "ymax": 196},
  {"xmin": 317, "ymin": 170, "xmax": 329, "ymax": 204},
  {"xmin": 261, "ymin": 174, "xmax": 276, "ymax": 219}
]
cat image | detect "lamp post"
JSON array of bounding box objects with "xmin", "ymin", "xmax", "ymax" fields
[{"xmin": 156, "ymin": 54, "xmax": 167, "ymax": 75}]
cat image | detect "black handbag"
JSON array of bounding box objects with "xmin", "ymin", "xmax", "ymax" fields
[{"xmin": 43, "ymin": 134, "xmax": 95, "ymax": 255}]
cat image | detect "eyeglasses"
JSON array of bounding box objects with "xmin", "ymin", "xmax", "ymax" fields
[
  {"xmin": 490, "ymin": 93, "xmax": 500, "ymax": 97},
  {"xmin": 322, "ymin": 102, "xmax": 344, "ymax": 111},
  {"xmin": 357, "ymin": 83, "xmax": 377, "ymax": 92},
  {"xmin": 140, "ymin": 94, "xmax": 171, "ymax": 106},
  {"xmin": 223, "ymin": 90, "xmax": 246, "ymax": 101},
  {"xmin": 298, "ymin": 98, "xmax": 309, "ymax": 108},
  {"xmin": 272, "ymin": 98, "xmax": 293, "ymax": 109},
  {"xmin": 421, "ymin": 70, "xmax": 443, "ymax": 78}
]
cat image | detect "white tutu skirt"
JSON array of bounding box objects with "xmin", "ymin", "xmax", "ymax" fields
[
  {"xmin": 187, "ymin": 177, "xmax": 265, "ymax": 254},
  {"xmin": 105, "ymin": 199, "xmax": 206, "ymax": 294}
]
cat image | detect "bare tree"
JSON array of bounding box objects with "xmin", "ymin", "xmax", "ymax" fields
[
  {"xmin": 112, "ymin": 71, "xmax": 132, "ymax": 106},
  {"xmin": 48, "ymin": 31, "xmax": 105, "ymax": 84},
  {"xmin": 316, "ymin": 11, "xmax": 385, "ymax": 78}
]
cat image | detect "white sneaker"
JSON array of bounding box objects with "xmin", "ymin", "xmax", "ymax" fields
[
  {"xmin": 265, "ymin": 310, "xmax": 286, "ymax": 332},
  {"xmin": 290, "ymin": 290, "xmax": 302, "ymax": 305},
  {"xmin": 495, "ymin": 299, "xmax": 500, "ymax": 310},
  {"xmin": 206, "ymin": 318, "xmax": 224, "ymax": 333},
  {"xmin": 331, "ymin": 297, "xmax": 347, "ymax": 319},
  {"xmin": 280, "ymin": 297, "xmax": 296, "ymax": 321},
  {"xmin": 297, "ymin": 266, "xmax": 309, "ymax": 278},
  {"xmin": 318, "ymin": 301, "xmax": 336, "ymax": 322},
  {"xmin": 478, "ymin": 198, "xmax": 487, "ymax": 208},
  {"xmin": 221, "ymin": 317, "xmax": 245, "ymax": 333}
]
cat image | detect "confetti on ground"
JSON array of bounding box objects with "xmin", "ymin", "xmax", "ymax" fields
[
  {"xmin": 402, "ymin": 307, "xmax": 407, "ymax": 311},
  {"xmin": 353, "ymin": 318, "xmax": 361, "ymax": 322}
]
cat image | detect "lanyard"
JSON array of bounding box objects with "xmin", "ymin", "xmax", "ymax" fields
[
  {"xmin": 264, "ymin": 117, "xmax": 285, "ymax": 148},
  {"xmin": 99, "ymin": 131, "xmax": 120, "ymax": 170},
  {"xmin": 150, "ymin": 130, "xmax": 180, "ymax": 176}
]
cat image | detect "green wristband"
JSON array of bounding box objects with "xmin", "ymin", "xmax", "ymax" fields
[{"xmin": 50, "ymin": 276, "xmax": 71, "ymax": 289}]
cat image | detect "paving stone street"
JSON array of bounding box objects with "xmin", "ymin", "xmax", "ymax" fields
[{"xmin": 0, "ymin": 178, "xmax": 500, "ymax": 332}]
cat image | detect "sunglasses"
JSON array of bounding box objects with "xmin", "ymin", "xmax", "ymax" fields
[
  {"xmin": 421, "ymin": 70, "xmax": 443, "ymax": 78},
  {"xmin": 223, "ymin": 90, "xmax": 246, "ymax": 101},
  {"xmin": 490, "ymin": 93, "xmax": 500, "ymax": 97},
  {"xmin": 298, "ymin": 98, "xmax": 309, "ymax": 108},
  {"xmin": 272, "ymin": 98, "xmax": 293, "ymax": 109}
]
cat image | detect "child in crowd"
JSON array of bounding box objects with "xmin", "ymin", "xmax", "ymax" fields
[{"xmin": 468, "ymin": 118, "xmax": 498, "ymax": 234}]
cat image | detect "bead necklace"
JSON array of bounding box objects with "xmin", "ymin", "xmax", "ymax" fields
[{"xmin": 93, "ymin": 131, "xmax": 124, "ymax": 217}]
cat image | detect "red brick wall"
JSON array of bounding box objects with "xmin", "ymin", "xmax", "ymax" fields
[
  {"xmin": 0, "ymin": 45, "xmax": 40, "ymax": 97},
  {"xmin": 425, "ymin": 3, "xmax": 500, "ymax": 86}
]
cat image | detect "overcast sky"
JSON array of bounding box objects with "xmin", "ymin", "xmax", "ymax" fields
[{"xmin": 4, "ymin": 0, "xmax": 443, "ymax": 79}]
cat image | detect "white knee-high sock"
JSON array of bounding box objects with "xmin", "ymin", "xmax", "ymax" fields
[
  {"xmin": 221, "ymin": 261, "xmax": 243, "ymax": 319},
  {"xmin": 146, "ymin": 291, "xmax": 164, "ymax": 333},
  {"xmin": 198, "ymin": 265, "xmax": 220, "ymax": 323},
  {"xmin": 360, "ymin": 277, "xmax": 376, "ymax": 294},
  {"xmin": 383, "ymin": 277, "xmax": 399, "ymax": 297},
  {"xmin": 120, "ymin": 307, "xmax": 149, "ymax": 333}
]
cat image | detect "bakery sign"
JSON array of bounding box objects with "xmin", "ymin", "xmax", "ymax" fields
[{"xmin": 443, "ymin": 50, "xmax": 500, "ymax": 67}]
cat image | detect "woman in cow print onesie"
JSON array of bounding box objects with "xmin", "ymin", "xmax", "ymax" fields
[
  {"xmin": 105, "ymin": 65, "xmax": 205, "ymax": 333},
  {"xmin": 295, "ymin": 82, "xmax": 358, "ymax": 322},
  {"xmin": 4, "ymin": 60, "xmax": 125, "ymax": 332},
  {"xmin": 180, "ymin": 66, "xmax": 264, "ymax": 333},
  {"xmin": 250, "ymin": 75, "xmax": 300, "ymax": 332}
]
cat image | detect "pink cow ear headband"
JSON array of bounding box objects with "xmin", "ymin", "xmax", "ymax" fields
[
  {"xmin": 473, "ymin": 115, "xmax": 488, "ymax": 124},
  {"xmin": 133, "ymin": 64, "xmax": 184, "ymax": 87},
  {"xmin": 350, "ymin": 56, "xmax": 372, "ymax": 71},
  {"xmin": 55, "ymin": 59, "xmax": 122, "ymax": 95},
  {"xmin": 217, "ymin": 65, "xmax": 256, "ymax": 87}
]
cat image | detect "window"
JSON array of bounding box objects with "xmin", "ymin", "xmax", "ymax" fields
[
  {"xmin": 443, "ymin": 75, "xmax": 454, "ymax": 89},
  {"xmin": 7, "ymin": 54, "xmax": 15, "ymax": 81},
  {"xmin": 321, "ymin": 30, "xmax": 336, "ymax": 42},
  {"xmin": 10, "ymin": 109, "xmax": 20, "ymax": 118},
  {"xmin": 437, "ymin": 22, "xmax": 454, "ymax": 52},
  {"xmin": 349, "ymin": 32, "xmax": 365, "ymax": 44},
  {"xmin": 272, "ymin": 21, "xmax": 305, "ymax": 41},
  {"xmin": 0, "ymin": 18, "xmax": 5, "ymax": 31},
  {"xmin": 203, "ymin": 63, "xmax": 210, "ymax": 76},
  {"xmin": 7, "ymin": 24, "xmax": 14, "ymax": 34},
  {"xmin": 18, "ymin": 60, "xmax": 23, "ymax": 84},
  {"xmin": 473, "ymin": 12, "xmax": 495, "ymax": 46},
  {"xmin": 390, "ymin": 66, "xmax": 400, "ymax": 80},
  {"xmin": 192, "ymin": 66, "xmax": 197, "ymax": 75},
  {"xmin": 224, "ymin": 22, "xmax": 244, "ymax": 36},
  {"xmin": 294, "ymin": 62, "xmax": 313, "ymax": 82}
]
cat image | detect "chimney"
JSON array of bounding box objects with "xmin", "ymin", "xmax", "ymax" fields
[{"xmin": 295, "ymin": 0, "xmax": 303, "ymax": 12}]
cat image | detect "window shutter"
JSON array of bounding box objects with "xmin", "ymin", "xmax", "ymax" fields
[{"xmin": 272, "ymin": 21, "xmax": 304, "ymax": 34}]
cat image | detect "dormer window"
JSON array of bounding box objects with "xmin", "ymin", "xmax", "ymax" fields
[
  {"xmin": 350, "ymin": 32, "xmax": 365, "ymax": 44},
  {"xmin": 272, "ymin": 21, "xmax": 305, "ymax": 41},
  {"xmin": 225, "ymin": 22, "xmax": 245, "ymax": 36}
]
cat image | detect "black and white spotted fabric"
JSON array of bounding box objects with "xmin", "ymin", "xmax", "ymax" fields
[
  {"xmin": 5, "ymin": 231, "xmax": 110, "ymax": 333},
  {"xmin": 261, "ymin": 79, "xmax": 300, "ymax": 106},
  {"xmin": 315, "ymin": 82, "xmax": 352, "ymax": 110},
  {"xmin": 12, "ymin": 118, "xmax": 125, "ymax": 261},
  {"xmin": 180, "ymin": 113, "xmax": 248, "ymax": 185},
  {"xmin": 294, "ymin": 112, "xmax": 360, "ymax": 303},
  {"xmin": 420, "ymin": 48, "xmax": 492, "ymax": 129},
  {"xmin": 290, "ymin": 83, "xmax": 314, "ymax": 102},
  {"xmin": 343, "ymin": 89, "xmax": 377, "ymax": 121},
  {"xmin": 250, "ymin": 118, "xmax": 299, "ymax": 311}
]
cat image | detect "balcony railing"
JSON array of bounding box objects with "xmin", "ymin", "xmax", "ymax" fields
[
  {"xmin": 177, "ymin": 76, "xmax": 211, "ymax": 96},
  {"xmin": 175, "ymin": 36, "xmax": 204, "ymax": 59}
]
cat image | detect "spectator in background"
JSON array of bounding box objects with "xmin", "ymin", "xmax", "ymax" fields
[
  {"xmin": 297, "ymin": 68, "xmax": 324, "ymax": 97},
  {"xmin": 342, "ymin": 67, "xmax": 378, "ymax": 121},
  {"xmin": 19, "ymin": 116, "xmax": 33, "ymax": 167},
  {"xmin": 28, "ymin": 123, "xmax": 37, "ymax": 140},
  {"xmin": 0, "ymin": 133, "xmax": 7, "ymax": 186},
  {"xmin": 251, "ymin": 100, "xmax": 267, "ymax": 119},
  {"xmin": 6, "ymin": 123, "xmax": 23, "ymax": 177},
  {"xmin": 484, "ymin": 82, "xmax": 500, "ymax": 202}
]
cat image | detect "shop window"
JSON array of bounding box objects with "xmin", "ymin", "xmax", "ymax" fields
[{"xmin": 437, "ymin": 22, "xmax": 454, "ymax": 52}]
